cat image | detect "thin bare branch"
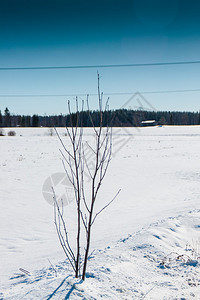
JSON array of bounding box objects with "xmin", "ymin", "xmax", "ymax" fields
[
  {"xmin": 87, "ymin": 97, "xmax": 98, "ymax": 136},
  {"xmin": 53, "ymin": 189, "xmax": 76, "ymax": 262},
  {"xmin": 80, "ymin": 210, "xmax": 88, "ymax": 233},
  {"xmin": 85, "ymin": 141, "xmax": 96, "ymax": 155},
  {"xmin": 91, "ymin": 189, "xmax": 121, "ymax": 226},
  {"xmin": 54, "ymin": 128, "xmax": 74, "ymax": 160},
  {"xmin": 53, "ymin": 197, "xmax": 76, "ymax": 271}
]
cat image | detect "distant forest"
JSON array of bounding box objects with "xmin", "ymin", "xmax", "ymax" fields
[{"xmin": 1, "ymin": 107, "xmax": 200, "ymax": 127}]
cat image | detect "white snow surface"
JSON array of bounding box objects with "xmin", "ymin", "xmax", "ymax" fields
[{"xmin": 0, "ymin": 126, "xmax": 200, "ymax": 299}]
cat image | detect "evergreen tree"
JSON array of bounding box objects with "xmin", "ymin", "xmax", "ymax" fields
[
  {"xmin": 26, "ymin": 116, "xmax": 31, "ymax": 127},
  {"xmin": 4, "ymin": 107, "xmax": 11, "ymax": 127},
  {"xmin": 169, "ymin": 114, "xmax": 174, "ymax": 125},
  {"xmin": 4, "ymin": 107, "xmax": 10, "ymax": 116},
  {"xmin": 32, "ymin": 114, "xmax": 39, "ymax": 127},
  {"xmin": 0, "ymin": 110, "xmax": 2, "ymax": 126},
  {"xmin": 21, "ymin": 116, "xmax": 26, "ymax": 127},
  {"xmin": 198, "ymin": 112, "xmax": 200, "ymax": 125}
]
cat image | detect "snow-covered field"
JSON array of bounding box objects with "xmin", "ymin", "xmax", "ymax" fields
[{"xmin": 0, "ymin": 126, "xmax": 200, "ymax": 299}]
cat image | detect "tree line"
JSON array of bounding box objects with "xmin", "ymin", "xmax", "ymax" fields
[{"xmin": 0, "ymin": 107, "xmax": 200, "ymax": 127}]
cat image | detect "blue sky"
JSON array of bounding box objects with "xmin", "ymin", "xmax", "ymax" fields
[{"xmin": 0, "ymin": 0, "xmax": 200, "ymax": 115}]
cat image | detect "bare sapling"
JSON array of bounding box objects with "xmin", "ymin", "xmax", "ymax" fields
[{"xmin": 53, "ymin": 74, "xmax": 120, "ymax": 280}]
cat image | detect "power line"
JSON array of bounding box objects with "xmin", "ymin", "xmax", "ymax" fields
[
  {"xmin": 1, "ymin": 60, "xmax": 200, "ymax": 71},
  {"xmin": 0, "ymin": 88, "xmax": 200, "ymax": 97}
]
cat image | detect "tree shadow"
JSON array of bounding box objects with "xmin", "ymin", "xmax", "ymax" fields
[
  {"xmin": 64, "ymin": 285, "xmax": 76, "ymax": 299},
  {"xmin": 64, "ymin": 280, "xmax": 84, "ymax": 299},
  {"xmin": 46, "ymin": 276, "xmax": 70, "ymax": 300}
]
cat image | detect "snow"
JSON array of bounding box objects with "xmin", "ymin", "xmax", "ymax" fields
[
  {"xmin": 0, "ymin": 125, "xmax": 200, "ymax": 299},
  {"xmin": 141, "ymin": 120, "xmax": 156, "ymax": 124}
]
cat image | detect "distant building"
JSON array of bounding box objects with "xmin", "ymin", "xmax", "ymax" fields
[{"xmin": 141, "ymin": 120, "xmax": 157, "ymax": 127}]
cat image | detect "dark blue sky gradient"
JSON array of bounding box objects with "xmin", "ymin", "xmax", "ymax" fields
[
  {"xmin": 0, "ymin": 0, "xmax": 200, "ymax": 114},
  {"xmin": 1, "ymin": 0, "xmax": 199, "ymax": 48}
]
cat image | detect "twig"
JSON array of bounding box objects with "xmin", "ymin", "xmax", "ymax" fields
[
  {"xmin": 91, "ymin": 189, "xmax": 121, "ymax": 226},
  {"xmin": 48, "ymin": 259, "xmax": 57, "ymax": 277}
]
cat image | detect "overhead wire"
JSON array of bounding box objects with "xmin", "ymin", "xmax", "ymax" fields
[
  {"xmin": 0, "ymin": 60, "xmax": 200, "ymax": 71},
  {"xmin": 0, "ymin": 88, "xmax": 200, "ymax": 97},
  {"xmin": 0, "ymin": 60, "xmax": 200, "ymax": 98}
]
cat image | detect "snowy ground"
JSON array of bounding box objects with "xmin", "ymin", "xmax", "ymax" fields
[{"xmin": 0, "ymin": 126, "xmax": 200, "ymax": 299}]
